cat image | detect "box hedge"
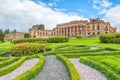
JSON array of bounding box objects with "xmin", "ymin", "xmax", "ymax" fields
[
  {"xmin": 56, "ymin": 54, "xmax": 81, "ymax": 80},
  {"xmin": 10, "ymin": 43, "xmax": 45, "ymax": 57},
  {"xmin": 99, "ymin": 33, "xmax": 120, "ymax": 43},
  {"xmin": 47, "ymin": 36, "xmax": 69, "ymax": 43},
  {"xmin": 13, "ymin": 38, "xmax": 47, "ymax": 44}
]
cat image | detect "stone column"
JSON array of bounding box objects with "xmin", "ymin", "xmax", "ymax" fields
[
  {"xmin": 77, "ymin": 26, "xmax": 79, "ymax": 35},
  {"xmin": 81, "ymin": 25, "xmax": 82, "ymax": 37},
  {"xmin": 66, "ymin": 27, "xmax": 68, "ymax": 36},
  {"xmin": 70, "ymin": 26, "xmax": 71, "ymax": 37}
]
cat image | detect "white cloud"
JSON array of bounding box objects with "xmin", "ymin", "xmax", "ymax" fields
[
  {"xmin": 102, "ymin": 5, "xmax": 120, "ymax": 31},
  {"xmin": 93, "ymin": 0, "xmax": 112, "ymax": 10},
  {"xmin": 0, "ymin": 0, "xmax": 87, "ymax": 32}
]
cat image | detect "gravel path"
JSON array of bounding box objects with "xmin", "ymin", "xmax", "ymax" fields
[
  {"xmin": 70, "ymin": 58, "xmax": 107, "ymax": 80},
  {"xmin": 33, "ymin": 55, "xmax": 70, "ymax": 80},
  {"xmin": 0, "ymin": 58, "xmax": 39, "ymax": 80}
]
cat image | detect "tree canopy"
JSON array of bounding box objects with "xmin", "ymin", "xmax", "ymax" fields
[{"xmin": 32, "ymin": 24, "xmax": 45, "ymax": 30}]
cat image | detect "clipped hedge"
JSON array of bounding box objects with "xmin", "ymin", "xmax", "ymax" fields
[
  {"xmin": 47, "ymin": 36, "xmax": 69, "ymax": 43},
  {"xmin": 0, "ymin": 57, "xmax": 26, "ymax": 76},
  {"xmin": 99, "ymin": 33, "xmax": 120, "ymax": 43},
  {"xmin": 13, "ymin": 36, "xmax": 69, "ymax": 44},
  {"xmin": 80, "ymin": 57, "xmax": 120, "ymax": 80},
  {"xmin": 56, "ymin": 54, "xmax": 81, "ymax": 80},
  {"xmin": 13, "ymin": 38, "xmax": 47, "ymax": 44},
  {"xmin": 14, "ymin": 54, "xmax": 45, "ymax": 80},
  {"xmin": 0, "ymin": 58, "xmax": 18, "ymax": 68},
  {"xmin": 76, "ymin": 35, "xmax": 82, "ymax": 39},
  {"xmin": 10, "ymin": 43, "xmax": 45, "ymax": 57}
]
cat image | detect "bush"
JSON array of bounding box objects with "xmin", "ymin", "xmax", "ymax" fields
[
  {"xmin": 76, "ymin": 35, "xmax": 82, "ymax": 39},
  {"xmin": 24, "ymin": 33, "xmax": 30, "ymax": 38},
  {"xmin": 47, "ymin": 36, "xmax": 69, "ymax": 43},
  {"xmin": 56, "ymin": 54, "xmax": 81, "ymax": 80},
  {"xmin": 10, "ymin": 43, "xmax": 45, "ymax": 56},
  {"xmin": 99, "ymin": 33, "xmax": 120, "ymax": 43},
  {"xmin": 13, "ymin": 38, "xmax": 47, "ymax": 44}
]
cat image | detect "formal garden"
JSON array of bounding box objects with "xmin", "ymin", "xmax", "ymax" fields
[{"xmin": 0, "ymin": 34, "xmax": 120, "ymax": 80}]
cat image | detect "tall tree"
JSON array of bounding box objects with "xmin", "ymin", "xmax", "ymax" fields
[
  {"xmin": 11, "ymin": 29, "xmax": 17, "ymax": 33},
  {"xmin": 0, "ymin": 29, "xmax": 4, "ymax": 43},
  {"xmin": 0, "ymin": 29, "xmax": 4, "ymax": 36},
  {"xmin": 32, "ymin": 24, "xmax": 45, "ymax": 30},
  {"xmin": 4, "ymin": 29, "xmax": 10, "ymax": 35}
]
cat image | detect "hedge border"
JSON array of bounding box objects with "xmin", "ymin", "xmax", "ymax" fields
[
  {"xmin": 56, "ymin": 54, "xmax": 81, "ymax": 80},
  {"xmin": 13, "ymin": 54, "xmax": 45, "ymax": 80},
  {"xmin": 80, "ymin": 57, "xmax": 120, "ymax": 80},
  {"xmin": 0, "ymin": 57, "xmax": 26, "ymax": 76},
  {"xmin": 0, "ymin": 58, "xmax": 18, "ymax": 68}
]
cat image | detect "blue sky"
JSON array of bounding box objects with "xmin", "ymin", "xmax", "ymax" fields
[
  {"xmin": 33, "ymin": 0, "xmax": 120, "ymax": 18},
  {"xmin": 0, "ymin": 0, "xmax": 120, "ymax": 32}
]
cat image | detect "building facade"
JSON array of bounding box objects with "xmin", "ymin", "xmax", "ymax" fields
[
  {"xmin": 29, "ymin": 18, "xmax": 116, "ymax": 38},
  {"xmin": 4, "ymin": 32, "xmax": 25, "ymax": 41}
]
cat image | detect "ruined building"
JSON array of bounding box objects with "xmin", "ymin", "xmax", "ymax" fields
[
  {"xmin": 29, "ymin": 18, "xmax": 116, "ymax": 38},
  {"xmin": 4, "ymin": 32, "xmax": 25, "ymax": 41}
]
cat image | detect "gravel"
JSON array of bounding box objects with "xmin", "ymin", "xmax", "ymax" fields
[
  {"xmin": 70, "ymin": 58, "xmax": 107, "ymax": 80},
  {"xmin": 0, "ymin": 58, "xmax": 39, "ymax": 80},
  {"xmin": 33, "ymin": 55, "xmax": 70, "ymax": 80}
]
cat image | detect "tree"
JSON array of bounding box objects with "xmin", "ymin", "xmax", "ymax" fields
[
  {"xmin": 0, "ymin": 29, "xmax": 4, "ymax": 36},
  {"xmin": 32, "ymin": 24, "xmax": 45, "ymax": 30},
  {"xmin": 11, "ymin": 29, "xmax": 17, "ymax": 33},
  {"xmin": 0, "ymin": 29, "xmax": 4, "ymax": 43},
  {"xmin": 24, "ymin": 33, "xmax": 30, "ymax": 38},
  {"xmin": 4, "ymin": 29, "xmax": 10, "ymax": 35}
]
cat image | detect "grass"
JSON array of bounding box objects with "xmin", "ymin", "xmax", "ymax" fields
[{"xmin": 0, "ymin": 37, "xmax": 120, "ymax": 80}]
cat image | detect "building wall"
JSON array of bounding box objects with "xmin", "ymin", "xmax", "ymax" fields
[
  {"xmin": 29, "ymin": 18, "xmax": 116, "ymax": 38},
  {"xmin": 4, "ymin": 32, "xmax": 25, "ymax": 41}
]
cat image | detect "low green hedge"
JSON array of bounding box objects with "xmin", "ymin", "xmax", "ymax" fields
[
  {"xmin": 14, "ymin": 54, "xmax": 45, "ymax": 80},
  {"xmin": 80, "ymin": 57, "xmax": 120, "ymax": 80},
  {"xmin": 0, "ymin": 58, "xmax": 18, "ymax": 68},
  {"xmin": 13, "ymin": 38, "xmax": 47, "ymax": 44},
  {"xmin": 56, "ymin": 54, "xmax": 81, "ymax": 80},
  {"xmin": 62, "ymin": 51, "xmax": 120, "ymax": 58},
  {"xmin": 13, "ymin": 36, "xmax": 69, "ymax": 44},
  {"xmin": 0, "ymin": 57, "xmax": 26, "ymax": 76},
  {"xmin": 10, "ymin": 43, "xmax": 45, "ymax": 57},
  {"xmin": 47, "ymin": 36, "xmax": 69, "ymax": 43},
  {"xmin": 99, "ymin": 33, "xmax": 120, "ymax": 43},
  {"xmin": 76, "ymin": 35, "xmax": 82, "ymax": 39}
]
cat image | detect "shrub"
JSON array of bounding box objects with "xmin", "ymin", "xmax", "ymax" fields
[
  {"xmin": 99, "ymin": 33, "xmax": 120, "ymax": 43},
  {"xmin": 13, "ymin": 38, "xmax": 47, "ymax": 44},
  {"xmin": 47, "ymin": 36, "xmax": 69, "ymax": 43},
  {"xmin": 57, "ymin": 54, "xmax": 81, "ymax": 80},
  {"xmin": 76, "ymin": 35, "xmax": 82, "ymax": 39},
  {"xmin": 10, "ymin": 43, "xmax": 45, "ymax": 56},
  {"xmin": 24, "ymin": 33, "xmax": 30, "ymax": 38}
]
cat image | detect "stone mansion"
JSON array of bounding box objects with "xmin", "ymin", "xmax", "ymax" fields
[{"xmin": 29, "ymin": 18, "xmax": 116, "ymax": 38}]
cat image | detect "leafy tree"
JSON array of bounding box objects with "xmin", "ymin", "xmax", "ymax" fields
[
  {"xmin": 0, "ymin": 29, "xmax": 4, "ymax": 43},
  {"xmin": 4, "ymin": 29, "xmax": 10, "ymax": 35},
  {"xmin": 11, "ymin": 29, "xmax": 17, "ymax": 33},
  {"xmin": 32, "ymin": 24, "xmax": 45, "ymax": 30},
  {"xmin": 24, "ymin": 33, "xmax": 30, "ymax": 38}
]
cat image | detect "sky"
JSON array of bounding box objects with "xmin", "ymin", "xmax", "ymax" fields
[{"xmin": 0, "ymin": 0, "xmax": 120, "ymax": 32}]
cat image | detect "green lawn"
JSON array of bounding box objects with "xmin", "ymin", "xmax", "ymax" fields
[{"xmin": 0, "ymin": 37, "xmax": 120, "ymax": 80}]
